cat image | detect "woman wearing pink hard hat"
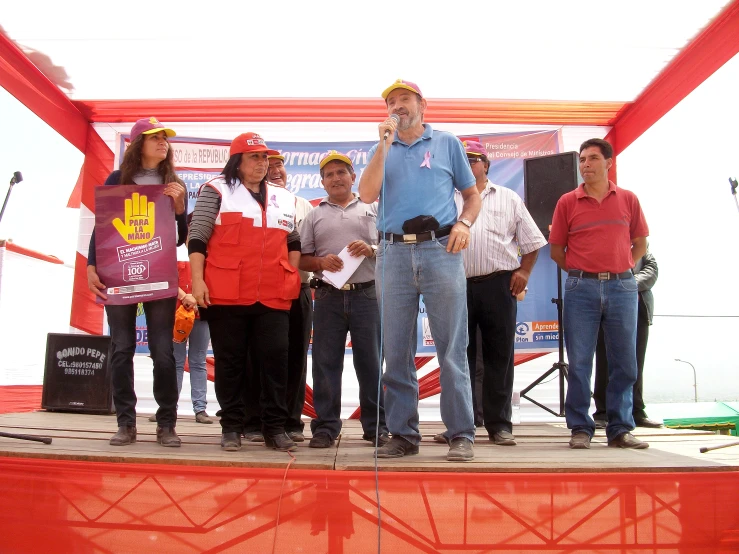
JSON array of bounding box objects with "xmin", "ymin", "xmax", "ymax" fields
[{"xmin": 87, "ymin": 117, "xmax": 188, "ymax": 448}]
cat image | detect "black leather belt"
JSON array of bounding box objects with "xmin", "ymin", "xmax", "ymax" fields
[
  {"xmin": 381, "ymin": 226, "xmax": 452, "ymax": 244},
  {"xmin": 467, "ymin": 270, "xmax": 511, "ymax": 283},
  {"xmin": 314, "ymin": 279, "xmax": 375, "ymax": 291},
  {"xmin": 568, "ymin": 270, "xmax": 632, "ymax": 280}
]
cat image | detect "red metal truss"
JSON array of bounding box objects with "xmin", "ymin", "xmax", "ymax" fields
[
  {"xmin": 607, "ymin": 0, "xmax": 739, "ymax": 156},
  {"xmin": 1, "ymin": 457, "xmax": 737, "ymax": 552}
]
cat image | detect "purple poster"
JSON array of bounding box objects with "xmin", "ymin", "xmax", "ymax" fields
[{"xmin": 94, "ymin": 185, "xmax": 178, "ymax": 306}]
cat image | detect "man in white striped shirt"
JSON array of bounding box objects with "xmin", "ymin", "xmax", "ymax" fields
[{"xmin": 454, "ymin": 140, "xmax": 546, "ymax": 446}]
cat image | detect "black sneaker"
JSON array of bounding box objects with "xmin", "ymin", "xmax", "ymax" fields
[
  {"xmin": 221, "ymin": 432, "xmax": 242, "ymax": 451},
  {"xmin": 242, "ymin": 430, "xmax": 265, "ymax": 442},
  {"xmin": 287, "ymin": 431, "xmax": 305, "ymax": 442},
  {"xmin": 156, "ymin": 426, "xmax": 181, "ymax": 448},
  {"xmin": 447, "ymin": 437, "xmax": 474, "ymax": 461},
  {"xmin": 265, "ymin": 433, "xmax": 298, "ymax": 452},
  {"xmin": 377, "ymin": 436, "xmax": 419, "ymax": 458},
  {"xmin": 110, "ymin": 426, "xmax": 136, "ymax": 446},
  {"xmin": 309, "ymin": 432, "xmax": 335, "ymax": 448}
]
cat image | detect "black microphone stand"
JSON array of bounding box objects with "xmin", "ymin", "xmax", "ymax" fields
[
  {"xmin": 0, "ymin": 171, "xmax": 23, "ymax": 224},
  {"xmin": 0, "ymin": 170, "xmax": 51, "ymax": 444},
  {"xmin": 520, "ymin": 263, "xmax": 568, "ymax": 417}
]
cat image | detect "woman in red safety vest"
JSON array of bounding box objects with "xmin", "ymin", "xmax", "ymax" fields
[{"xmin": 188, "ymin": 132, "xmax": 301, "ymax": 452}]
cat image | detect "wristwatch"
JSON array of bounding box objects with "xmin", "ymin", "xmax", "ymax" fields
[
  {"xmin": 459, "ymin": 218, "xmax": 472, "ymax": 228},
  {"xmin": 371, "ymin": 245, "xmax": 378, "ymax": 257}
]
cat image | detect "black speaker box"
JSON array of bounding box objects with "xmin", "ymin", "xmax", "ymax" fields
[
  {"xmin": 42, "ymin": 333, "xmax": 114, "ymax": 414},
  {"xmin": 524, "ymin": 152, "xmax": 579, "ymax": 236}
]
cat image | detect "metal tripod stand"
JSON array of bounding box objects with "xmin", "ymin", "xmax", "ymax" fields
[{"xmin": 520, "ymin": 265, "xmax": 568, "ymax": 417}]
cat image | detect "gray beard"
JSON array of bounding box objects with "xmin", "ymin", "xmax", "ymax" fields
[{"xmin": 398, "ymin": 113, "xmax": 422, "ymax": 131}]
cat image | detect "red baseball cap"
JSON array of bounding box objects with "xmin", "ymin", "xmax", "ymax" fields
[
  {"xmin": 130, "ymin": 117, "xmax": 176, "ymax": 142},
  {"xmin": 229, "ymin": 132, "xmax": 270, "ymax": 157},
  {"xmin": 381, "ymin": 79, "xmax": 423, "ymax": 100},
  {"xmin": 462, "ymin": 140, "xmax": 487, "ymax": 157}
]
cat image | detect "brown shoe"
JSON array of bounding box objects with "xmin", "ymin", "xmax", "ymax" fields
[
  {"xmin": 156, "ymin": 426, "xmax": 181, "ymax": 447},
  {"xmin": 433, "ymin": 433, "xmax": 447, "ymax": 444},
  {"xmin": 195, "ymin": 411, "xmax": 213, "ymax": 424},
  {"xmin": 608, "ymin": 432, "xmax": 649, "ymax": 449},
  {"xmin": 447, "ymin": 437, "xmax": 474, "ymax": 461},
  {"xmin": 377, "ymin": 436, "xmax": 419, "ymax": 458},
  {"xmin": 569, "ymin": 432, "xmax": 591, "ymax": 449},
  {"xmin": 265, "ymin": 433, "xmax": 298, "ymax": 452},
  {"xmin": 221, "ymin": 432, "xmax": 242, "ymax": 451},
  {"xmin": 490, "ymin": 430, "xmax": 517, "ymax": 446},
  {"xmin": 110, "ymin": 426, "xmax": 136, "ymax": 446}
]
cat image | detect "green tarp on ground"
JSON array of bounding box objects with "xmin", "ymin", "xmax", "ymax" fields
[{"xmin": 663, "ymin": 402, "xmax": 739, "ymax": 436}]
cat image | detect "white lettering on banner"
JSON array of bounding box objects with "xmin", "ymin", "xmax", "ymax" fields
[{"xmin": 171, "ymin": 143, "xmax": 230, "ymax": 169}]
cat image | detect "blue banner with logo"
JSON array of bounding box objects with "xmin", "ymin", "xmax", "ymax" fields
[{"xmin": 120, "ymin": 130, "xmax": 560, "ymax": 355}]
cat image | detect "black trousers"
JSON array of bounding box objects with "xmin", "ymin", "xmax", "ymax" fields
[
  {"xmin": 106, "ymin": 297, "xmax": 178, "ymax": 428},
  {"xmin": 473, "ymin": 327, "xmax": 484, "ymax": 427},
  {"xmin": 593, "ymin": 299, "xmax": 650, "ymax": 420},
  {"xmin": 242, "ymin": 285, "xmax": 312, "ymax": 434},
  {"xmin": 466, "ymin": 271, "xmax": 517, "ymax": 435},
  {"xmin": 208, "ymin": 308, "xmax": 290, "ymax": 436}
]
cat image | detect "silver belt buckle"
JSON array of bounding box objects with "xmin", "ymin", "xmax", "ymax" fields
[
  {"xmin": 402, "ymin": 233, "xmax": 417, "ymax": 244},
  {"xmin": 598, "ymin": 272, "xmax": 610, "ymax": 280}
]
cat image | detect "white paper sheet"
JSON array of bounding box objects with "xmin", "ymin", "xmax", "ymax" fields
[{"xmin": 321, "ymin": 246, "xmax": 365, "ymax": 289}]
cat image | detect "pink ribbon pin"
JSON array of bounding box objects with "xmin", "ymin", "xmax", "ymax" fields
[{"xmin": 420, "ymin": 151, "xmax": 431, "ymax": 169}]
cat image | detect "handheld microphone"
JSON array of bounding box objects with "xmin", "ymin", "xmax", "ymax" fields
[
  {"xmin": 383, "ymin": 114, "xmax": 400, "ymax": 141},
  {"xmin": 10, "ymin": 172, "xmax": 22, "ymax": 185}
]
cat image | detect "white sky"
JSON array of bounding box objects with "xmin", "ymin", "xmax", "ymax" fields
[{"xmin": 1, "ymin": 0, "xmax": 731, "ymax": 101}]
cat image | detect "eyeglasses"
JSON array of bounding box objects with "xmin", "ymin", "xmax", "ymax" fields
[{"xmin": 467, "ymin": 157, "xmax": 483, "ymax": 165}]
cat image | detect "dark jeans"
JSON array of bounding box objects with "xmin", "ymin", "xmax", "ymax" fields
[
  {"xmin": 208, "ymin": 308, "xmax": 290, "ymax": 436},
  {"xmin": 243, "ymin": 284, "xmax": 313, "ymax": 433},
  {"xmin": 310, "ymin": 284, "xmax": 386, "ymax": 439},
  {"xmin": 466, "ymin": 272, "xmax": 517, "ymax": 435},
  {"xmin": 106, "ymin": 297, "xmax": 178, "ymax": 428},
  {"xmin": 594, "ymin": 299, "xmax": 650, "ymax": 421},
  {"xmin": 473, "ymin": 327, "xmax": 484, "ymax": 427}
]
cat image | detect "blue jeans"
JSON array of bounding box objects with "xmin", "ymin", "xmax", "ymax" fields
[
  {"xmin": 310, "ymin": 285, "xmax": 387, "ymax": 439},
  {"xmin": 563, "ymin": 274, "xmax": 638, "ymax": 441},
  {"xmin": 375, "ymin": 235, "xmax": 475, "ymax": 445},
  {"xmin": 174, "ymin": 318, "xmax": 210, "ymax": 414}
]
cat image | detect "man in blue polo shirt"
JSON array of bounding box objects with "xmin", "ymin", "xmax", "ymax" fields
[{"xmin": 359, "ymin": 79, "xmax": 481, "ymax": 461}]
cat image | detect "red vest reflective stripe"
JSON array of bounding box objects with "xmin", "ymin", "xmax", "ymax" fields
[{"xmin": 203, "ymin": 177, "xmax": 300, "ymax": 310}]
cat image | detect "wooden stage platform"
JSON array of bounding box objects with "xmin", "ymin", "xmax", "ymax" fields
[{"xmin": 2, "ymin": 410, "xmax": 739, "ymax": 473}]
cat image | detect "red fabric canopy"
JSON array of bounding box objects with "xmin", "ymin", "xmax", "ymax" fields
[{"xmin": 75, "ymin": 98, "xmax": 625, "ymax": 126}]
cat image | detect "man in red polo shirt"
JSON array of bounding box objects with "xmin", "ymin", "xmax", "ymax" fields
[{"xmin": 549, "ymin": 138, "xmax": 649, "ymax": 450}]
